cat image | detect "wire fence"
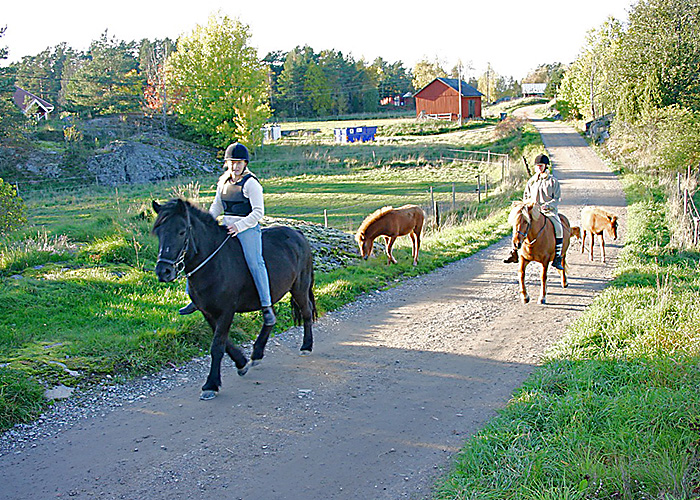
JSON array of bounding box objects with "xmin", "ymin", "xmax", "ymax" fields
[{"xmin": 678, "ymin": 164, "xmax": 700, "ymax": 246}]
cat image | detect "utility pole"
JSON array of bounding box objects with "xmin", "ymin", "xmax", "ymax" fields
[{"xmin": 457, "ymin": 62, "xmax": 463, "ymax": 123}]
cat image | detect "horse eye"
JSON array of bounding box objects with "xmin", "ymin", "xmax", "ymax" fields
[{"xmin": 178, "ymin": 230, "xmax": 186, "ymax": 237}]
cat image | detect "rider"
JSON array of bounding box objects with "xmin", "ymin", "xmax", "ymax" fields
[
  {"xmin": 179, "ymin": 142, "xmax": 276, "ymax": 326},
  {"xmin": 503, "ymin": 153, "xmax": 565, "ymax": 270}
]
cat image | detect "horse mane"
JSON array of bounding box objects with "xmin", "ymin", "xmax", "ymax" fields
[
  {"xmin": 152, "ymin": 198, "xmax": 223, "ymax": 234},
  {"xmin": 355, "ymin": 206, "xmax": 394, "ymax": 242},
  {"xmin": 585, "ymin": 206, "xmax": 616, "ymax": 220},
  {"xmin": 508, "ymin": 201, "xmax": 541, "ymax": 226}
]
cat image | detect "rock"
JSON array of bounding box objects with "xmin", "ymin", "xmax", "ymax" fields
[{"xmin": 44, "ymin": 385, "xmax": 75, "ymax": 400}]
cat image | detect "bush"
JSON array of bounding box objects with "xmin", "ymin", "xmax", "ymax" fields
[{"xmin": 0, "ymin": 178, "xmax": 27, "ymax": 235}]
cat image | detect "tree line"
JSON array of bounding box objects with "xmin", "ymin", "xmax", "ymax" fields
[
  {"xmin": 0, "ymin": 13, "xmax": 542, "ymax": 149},
  {"xmin": 556, "ymin": 0, "xmax": 700, "ymax": 175}
]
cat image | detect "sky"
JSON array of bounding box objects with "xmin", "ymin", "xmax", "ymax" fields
[{"xmin": 1, "ymin": 0, "xmax": 633, "ymax": 80}]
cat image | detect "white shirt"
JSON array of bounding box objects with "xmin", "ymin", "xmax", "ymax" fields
[{"xmin": 209, "ymin": 171, "xmax": 265, "ymax": 233}]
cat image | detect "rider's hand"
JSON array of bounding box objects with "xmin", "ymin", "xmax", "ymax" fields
[{"xmin": 227, "ymin": 225, "xmax": 238, "ymax": 236}]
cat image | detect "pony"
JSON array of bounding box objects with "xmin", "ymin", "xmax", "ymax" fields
[
  {"xmin": 151, "ymin": 199, "xmax": 317, "ymax": 400},
  {"xmin": 580, "ymin": 206, "xmax": 618, "ymax": 263},
  {"xmin": 508, "ymin": 201, "xmax": 572, "ymax": 304},
  {"xmin": 355, "ymin": 205, "xmax": 425, "ymax": 266}
]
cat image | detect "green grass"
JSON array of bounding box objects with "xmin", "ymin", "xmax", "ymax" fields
[
  {"xmin": 0, "ymin": 115, "xmax": 542, "ymax": 431},
  {"xmin": 433, "ymin": 173, "xmax": 700, "ymax": 500}
]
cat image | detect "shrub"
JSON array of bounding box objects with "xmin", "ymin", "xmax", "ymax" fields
[{"xmin": 0, "ymin": 178, "xmax": 27, "ymax": 235}]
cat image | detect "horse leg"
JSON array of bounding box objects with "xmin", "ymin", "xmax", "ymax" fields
[
  {"xmin": 539, "ymin": 263, "xmax": 548, "ymax": 304},
  {"xmin": 291, "ymin": 280, "xmax": 315, "ymax": 354},
  {"xmin": 225, "ymin": 338, "xmax": 250, "ymax": 376},
  {"xmin": 201, "ymin": 311, "xmax": 236, "ymax": 400},
  {"xmin": 600, "ymin": 236, "xmax": 606, "ymax": 263},
  {"xmin": 589, "ymin": 234, "xmax": 595, "ymax": 261},
  {"xmin": 251, "ymin": 323, "xmax": 275, "ymax": 365},
  {"xmin": 410, "ymin": 232, "xmax": 419, "ymax": 266},
  {"xmin": 385, "ymin": 236, "xmax": 398, "ymax": 264},
  {"xmin": 581, "ymin": 230, "xmax": 587, "ymax": 254},
  {"xmin": 560, "ymin": 255, "xmax": 568, "ymax": 288},
  {"xmin": 518, "ymin": 259, "xmax": 529, "ymax": 304}
]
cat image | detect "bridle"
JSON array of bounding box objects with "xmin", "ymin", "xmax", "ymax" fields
[
  {"xmin": 514, "ymin": 209, "xmax": 547, "ymax": 249},
  {"xmin": 155, "ymin": 207, "xmax": 232, "ymax": 280}
]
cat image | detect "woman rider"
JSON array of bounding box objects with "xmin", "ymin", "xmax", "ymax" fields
[
  {"xmin": 179, "ymin": 142, "xmax": 276, "ymax": 326},
  {"xmin": 503, "ymin": 153, "xmax": 565, "ymax": 270}
]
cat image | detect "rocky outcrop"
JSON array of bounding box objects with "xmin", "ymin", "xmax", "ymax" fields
[{"xmin": 87, "ymin": 133, "xmax": 218, "ymax": 186}]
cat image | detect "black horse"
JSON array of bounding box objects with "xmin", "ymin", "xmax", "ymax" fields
[{"xmin": 151, "ymin": 199, "xmax": 316, "ymax": 400}]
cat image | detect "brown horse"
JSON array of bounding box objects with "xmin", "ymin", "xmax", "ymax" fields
[
  {"xmin": 355, "ymin": 204, "xmax": 425, "ymax": 266},
  {"xmin": 580, "ymin": 206, "xmax": 618, "ymax": 263},
  {"xmin": 508, "ymin": 201, "xmax": 572, "ymax": 304}
]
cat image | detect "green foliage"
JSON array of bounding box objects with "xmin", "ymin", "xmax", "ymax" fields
[
  {"xmin": 165, "ymin": 14, "xmax": 270, "ymax": 148},
  {"xmin": 0, "ymin": 26, "xmax": 26, "ymax": 142},
  {"xmin": 0, "ymin": 367, "xmax": 45, "ymax": 430},
  {"xmin": 14, "ymin": 42, "xmax": 78, "ymax": 109},
  {"xmin": 412, "ymin": 56, "xmax": 448, "ymax": 90},
  {"xmin": 0, "ymin": 178, "xmax": 27, "ymax": 234},
  {"xmin": 62, "ymin": 31, "xmax": 143, "ymax": 116}
]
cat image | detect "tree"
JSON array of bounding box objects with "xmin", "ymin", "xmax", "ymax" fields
[
  {"xmin": 412, "ymin": 57, "xmax": 448, "ymax": 91},
  {"xmin": 0, "ymin": 26, "xmax": 25, "ymax": 142},
  {"xmin": 166, "ymin": 14, "xmax": 271, "ymax": 148},
  {"xmin": 62, "ymin": 31, "xmax": 142, "ymax": 116},
  {"xmin": 139, "ymin": 38, "xmax": 175, "ymax": 131},
  {"xmin": 0, "ymin": 178, "xmax": 27, "ymax": 234},
  {"xmin": 14, "ymin": 43, "xmax": 78, "ymax": 110}
]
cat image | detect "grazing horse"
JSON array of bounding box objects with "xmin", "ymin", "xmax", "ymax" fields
[
  {"xmin": 355, "ymin": 205, "xmax": 425, "ymax": 266},
  {"xmin": 508, "ymin": 201, "xmax": 572, "ymax": 304},
  {"xmin": 152, "ymin": 199, "xmax": 317, "ymax": 400},
  {"xmin": 580, "ymin": 206, "xmax": 618, "ymax": 263}
]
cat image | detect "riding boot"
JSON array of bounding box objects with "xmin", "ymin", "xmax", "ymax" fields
[
  {"xmin": 179, "ymin": 302, "xmax": 198, "ymax": 315},
  {"xmin": 262, "ymin": 306, "xmax": 277, "ymax": 326},
  {"xmin": 503, "ymin": 247, "xmax": 519, "ymax": 263},
  {"xmin": 552, "ymin": 238, "xmax": 564, "ymax": 270}
]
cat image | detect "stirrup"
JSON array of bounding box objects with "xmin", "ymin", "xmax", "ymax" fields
[{"xmin": 262, "ymin": 306, "xmax": 276, "ymax": 326}]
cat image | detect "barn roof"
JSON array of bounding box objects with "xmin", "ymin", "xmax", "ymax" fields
[{"xmin": 414, "ymin": 78, "xmax": 483, "ymax": 98}]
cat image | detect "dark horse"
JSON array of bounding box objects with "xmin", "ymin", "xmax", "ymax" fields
[{"xmin": 152, "ymin": 199, "xmax": 317, "ymax": 400}]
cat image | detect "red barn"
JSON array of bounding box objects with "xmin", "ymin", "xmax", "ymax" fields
[{"xmin": 414, "ymin": 78, "xmax": 483, "ymax": 121}]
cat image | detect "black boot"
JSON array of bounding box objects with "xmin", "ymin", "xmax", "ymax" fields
[
  {"xmin": 503, "ymin": 247, "xmax": 519, "ymax": 263},
  {"xmin": 552, "ymin": 238, "xmax": 564, "ymax": 270},
  {"xmin": 179, "ymin": 302, "xmax": 198, "ymax": 315},
  {"xmin": 262, "ymin": 306, "xmax": 276, "ymax": 326}
]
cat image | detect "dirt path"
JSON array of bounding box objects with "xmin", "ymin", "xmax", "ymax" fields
[{"xmin": 0, "ymin": 111, "xmax": 626, "ymax": 500}]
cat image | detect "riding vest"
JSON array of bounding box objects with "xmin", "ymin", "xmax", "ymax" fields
[{"xmin": 220, "ymin": 174, "xmax": 256, "ymax": 217}]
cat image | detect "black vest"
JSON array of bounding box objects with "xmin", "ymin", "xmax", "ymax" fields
[{"xmin": 220, "ymin": 173, "xmax": 256, "ymax": 216}]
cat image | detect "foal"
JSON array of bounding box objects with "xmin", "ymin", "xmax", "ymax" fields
[{"xmin": 580, "ymin": 206, "xmax": 618, "ymax": 263}]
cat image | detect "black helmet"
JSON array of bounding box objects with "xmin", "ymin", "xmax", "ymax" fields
[
  {"xmin": 534, "ymin": 154, "xmax": 550, "ymax": 166},
  {"xmin": 224, "ymin": 143, "xmax": 249, "ymax": 163}
]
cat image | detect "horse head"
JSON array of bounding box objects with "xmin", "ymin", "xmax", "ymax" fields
[
  {"xmin": 151, "ymin": 199, "xmax": 195, "ymax": 282},
  {"xmin": 609, "ymin": 215, "xmax": 618, "ymax": 240},
  {"xmin": 355, "ymin": 230, "xmax": 373, "ymax": 260},
  {"xmin": 508, "ymin": 201, "xmax": 541, "ymax": 249}
]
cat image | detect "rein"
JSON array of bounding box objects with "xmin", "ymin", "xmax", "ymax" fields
[
  {"xmin": 516, "ymin": 211, "xmax": 548, "ymax": 249},
  {"xmin": 156, "ymin": 207, "xmax": 231, "ymax": 280}
]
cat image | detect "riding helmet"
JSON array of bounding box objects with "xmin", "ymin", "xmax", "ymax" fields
[
  {"xmin": 534, "ymin": 154, "xmax": 550, "ymax": 166},
  {"xmin": 224, "ymin": 143, "xmax": 250, "ymax": 163}
]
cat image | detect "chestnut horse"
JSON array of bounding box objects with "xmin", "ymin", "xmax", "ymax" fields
[
  {"xmin": 580, "ymin": 206, "xmax": 618, "ymax": 263},
  {"xmin": 355, "ymin": 205, "xmax": 425, "ymax": 266},
  {"xmin": 508, "ymin": 201, "xmax": 572, "ymax": 304}
]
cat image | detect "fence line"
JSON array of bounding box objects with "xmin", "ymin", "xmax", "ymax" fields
[{"xmin": 679, "ymin": 164, "xmax": 700, "ymax": 246}]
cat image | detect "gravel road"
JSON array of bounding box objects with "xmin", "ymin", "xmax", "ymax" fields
[{"xmin": 0, "ymin": 110, "xmax": 627, "ymax": 500}]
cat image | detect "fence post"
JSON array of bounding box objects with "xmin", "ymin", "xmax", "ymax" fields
[
  {"xmin": 476, "ymin": 175, "xmax": 481, "ymax": 203},
  {"xmin": 434, "ymin": 200, "xmax": 440, "ymax": 228},
  {"xmin": 324, "ymin": 209, "xmax": 328, "ymax": 228},
  {"xmin": 452, "ymin": 183, "xmax": 456, "ymax": 211},
  {"xmin": 485, "ymin": 175, "xmax": 489, "ymax": 198},
  {"xmin": 430, "ymin": 186, "xmax": 435, "ymax": 219}
]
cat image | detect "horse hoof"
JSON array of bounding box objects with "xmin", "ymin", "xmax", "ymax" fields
[
  {"xmin": 251, "ymin": 359, "xmax": 262, "ymax": 367},
  {"xmin": 539, "ymin": 297, "xmax": 546, "ymax": 304},
  {"xmin": 200, "ymin": 390, "xmax": 217, "ymax": 401},
  {"xmin": 521, "ymin": 296, "xmax": 530, "ymax": 304},
  {"xmin": 299, "ymin": 349, "xmax": 312, "ymax": 357},
  {"xmin": 237, "ymin": 362, "xmax": 250, "ymax": 376}
]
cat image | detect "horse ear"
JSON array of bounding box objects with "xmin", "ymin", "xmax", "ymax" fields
[
  {"xmin": 152, "ymin": 200, "xmax": 161, "ymax": 214},
  {"xmin": 175, "ymin": 198, "xmax": 187, "ymax": 213}
]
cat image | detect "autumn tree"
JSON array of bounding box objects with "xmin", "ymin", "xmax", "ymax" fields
[
  {"xmin": 412, "ymin": 57, "xmax": 448, "ymax": 91},
  {"xmin": 166, "ymin": 14, "xmax": 271, "ymax": 148}
]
